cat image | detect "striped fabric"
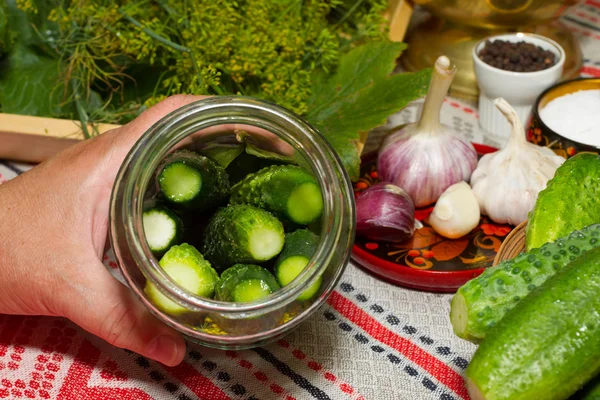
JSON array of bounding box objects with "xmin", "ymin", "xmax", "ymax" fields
[{"xmin": 1, "ymin": 3, "xmax": 599, "ymax": 399}]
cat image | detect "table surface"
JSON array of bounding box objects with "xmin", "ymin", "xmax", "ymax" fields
[{"xmin": 1, "ymin": 3, "xmax": 600, "ymax": 399}]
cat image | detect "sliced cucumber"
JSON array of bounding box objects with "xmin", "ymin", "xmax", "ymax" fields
[
  {"xmin": 465, "ymin": 246, "xmax": 600, "ymax": 400},
  {"xmin": 202, "ymin": 205, "xmax": 285, "ymax": 271},
  {"xmin": 215, "ymin": 264, "xmax": 280, "ymax": 303},
  {"xmin": 142, "ymin": 202, "xmax": 183, "ymax": 257},
  {"xmin": 157, "ymin": 150, "xmax": 230, "ymax": 211},
  {"xmin": 230, "ymin": 164, "xmax": 323, "ymax": 225},
  {"xmin": 275, "ymin": 229, "xmax": 321, "ymax": 301},
  {"xmin": 144, "ymin": 244, "xmax": 219, "ymax": 314}
]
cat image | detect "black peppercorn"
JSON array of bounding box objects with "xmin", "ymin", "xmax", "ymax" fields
[{"xmin": 478, "ymin": 40, "xmax": 556, "ymax": 72}]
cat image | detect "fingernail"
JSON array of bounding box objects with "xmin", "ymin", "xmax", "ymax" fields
[{"xmin": 147, "ymin": 335, "xmax": 179, "ymax": 366}]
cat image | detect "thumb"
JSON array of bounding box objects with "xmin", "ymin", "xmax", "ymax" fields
[{"xmin": 61, "ymin": 262, "xmax": 186, "ymax": 366}]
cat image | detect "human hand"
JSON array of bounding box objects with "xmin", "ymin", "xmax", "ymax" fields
[{"xmin": 0, "ymin": 95, "xmax": 207, "ymax": 367}]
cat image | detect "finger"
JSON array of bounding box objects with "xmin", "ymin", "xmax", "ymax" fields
[
  {"xmin": 107, "ymin": 94, "xmax": 209, "ymax": 156},
  {"xmin": 101, "ymin": 95, "xmax": 209, "ymax": 184},
  {"xmin": 60, "ymin": 262, "xmax": 186, "ymax": 366}
]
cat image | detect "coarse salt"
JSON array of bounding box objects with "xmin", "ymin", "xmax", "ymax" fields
[{"xmin": 539, "ymin": 89, "xmax": 600, "ymax": 147}]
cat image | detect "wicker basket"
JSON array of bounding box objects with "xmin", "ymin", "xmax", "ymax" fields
[{"xmin": 493, "ymin": 220, "xmax": 527, "ymax": 266}]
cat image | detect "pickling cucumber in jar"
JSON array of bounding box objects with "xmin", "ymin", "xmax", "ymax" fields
[
  {"xmin": 215, "ymin": 264, "xmax": 280, "ymax": 303},
  {"xmin": 157, "ymin": 150, "xmax": 230, "ymax": 211},
  {"xmin": 142, "ymin": 201, "xmax": 184, "ymax": 257},
  {"xmin": 202, "ymin": 204, "xmax": 285, "ymax": 272},
  {"xmin": 275, "ymin": 229, "xmax": 322, "ymax": 301},
  {"xmin": 230, "ymin": 164, "xmax": 323, "ymax": 225},
  {"xmin": 144, "ymin": 244, "xmax": 219, "ymax": 314}
]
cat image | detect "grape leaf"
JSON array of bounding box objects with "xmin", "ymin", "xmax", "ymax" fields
[
  {"xmin": 305, "ymin": 40, "xmax": 431, "ymax": 180},
  {"xmin": 198, "ymin": 143, "xmax": 245, "ymax": 168},
  {"xmin": 0, "ymin": 2, "xmax": 69, "ymax": 117},
  {"xmin": 0, "ymin": 44, "xmax": 66, "ymax": 117}
]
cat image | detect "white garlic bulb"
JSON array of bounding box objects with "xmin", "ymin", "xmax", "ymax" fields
[
  {"xmin": 470, "ymin": 98, "xmax": 565, "ymax": 226},
  {"xmin": 429, "ymin": 182, "xmax": 480, "ymax": 239}
]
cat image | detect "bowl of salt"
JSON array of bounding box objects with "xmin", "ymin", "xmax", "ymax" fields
[{"xmin": 528, "ymin": 78, "xmax": 600, "ymax": 158}]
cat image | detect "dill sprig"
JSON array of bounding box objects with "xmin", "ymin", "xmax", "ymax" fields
[{"xmin": 34, "ymin": 0, "xmax": 388, "ymax": 123}]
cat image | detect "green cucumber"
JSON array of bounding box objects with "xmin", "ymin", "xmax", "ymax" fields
[
  {"xmin": 275, "ymin": 229, "xmax": 322, "ymax": 301},
  {"xmin": 202, "ymin": 204, "xmax": 285, "ymax": 271},
  {"xmin": 215, "ymin": 264, "xmax": 280, "ymax": 303},
  {"xmin": 225, "ymin": 151, "xmax": 282, "ymax": 185},
  {"xmin": 465, "ymin": 246, "xmax": 600, "ymax": 400},
  {"xmin": 230, "ymin": 164, "xmax": 323, "ymax": 225},
  {"xmin": 527, "ymin": 153, "xmax": 600, "ymax": 251},
  {"xmin": 144, "ymin": 244, "xmax": 219, "ymax": 314},
  {"xmin": 157, "ymin": 150, "xmax": 230, "ymax": 211},
  {"xmin": 142, "ymin": 202, "xmax": 183, "ymax": 257},
  {"xmin": 451, "ymin": 224, "xmax": 600, "ymax": 343}
]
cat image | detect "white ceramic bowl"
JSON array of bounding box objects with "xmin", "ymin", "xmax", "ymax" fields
[{"xmin": 473, "ymin": 33, "xmax": 566, "ymax": 141}]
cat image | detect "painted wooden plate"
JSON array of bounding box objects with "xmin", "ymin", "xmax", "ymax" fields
[{"xmin": 351, "ymin": 143, "xmax": 515, "ymax": 293}]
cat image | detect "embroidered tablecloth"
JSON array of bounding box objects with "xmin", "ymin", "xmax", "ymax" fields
[{"xmin": 1, "ymin": 3, "xmax": 599, "ymax": 399}]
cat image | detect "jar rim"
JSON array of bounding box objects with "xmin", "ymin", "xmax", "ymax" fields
[{"xmin": 110, "ymin": 96, "xmax": 355, "ymax": 317}]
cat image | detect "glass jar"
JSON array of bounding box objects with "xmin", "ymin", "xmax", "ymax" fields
[{"xmin": 109, "ymin": 96, "xmax": 355, "ymax": 349}]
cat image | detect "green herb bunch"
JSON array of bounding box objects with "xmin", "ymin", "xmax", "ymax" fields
[
  {"xmin": 31, "ymin": 0, "xmax": 388, "ymax": 116},
  {"xmin": 0, "ymin": 0, "xmax": 431, "ymax": 180}
]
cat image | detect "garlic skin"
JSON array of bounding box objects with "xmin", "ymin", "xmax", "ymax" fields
[
  {"xmin": 429, "ymin": 182, "xmax": 480, "ymax": 239},
  {"xmin": 470, "ymin": 98, "xmax": 565, "ymax": 226},
  {"xmin": 377, "ymin": 56, "xmax": 478, "ymax": 208}
]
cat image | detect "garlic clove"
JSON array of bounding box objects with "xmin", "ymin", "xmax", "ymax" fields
[{"xmin": 429, "ymin": 181, "xmax": 481, "ymax": 239}]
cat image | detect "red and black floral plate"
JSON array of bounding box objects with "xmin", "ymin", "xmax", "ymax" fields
[{"xmin": 351, "ymin": 144, "xmax": 514, "ymax": 293}]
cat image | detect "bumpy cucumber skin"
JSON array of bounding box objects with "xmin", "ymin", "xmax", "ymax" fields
[
  {"xmin": 202, "ymin": 205, "xmax": 285, "ymax": 272},
  {"xmin": 158, "ymin": 150, "xmax": 230, "ymax": 211},
  {"xmin": 451, "ymin": 224, "xmax": 600, "ymax": 343},
  {"xmin": 225, "ymin": 152, "xmax": 282, "ymax": 185},
  {"xmin": 229, "ymin": 164, "xmax": 322, "ymax": 225},
  {"xmin": 144, "ymin": 244, "xmax": 219, "ymax": 314},
  {"xmin": 275, "ymin": 229, "xmax": 319, "ymax": 267},
  {"xmin": 527, "ymin": 153, "xmax": 600, "ymax": 251},
  {"xmin": 158, "ymin": 243, "xmax": 219, "ymax": 296},
  {"xmin": 465, "ymin": 246, "xmax": 600, "ymax": 400},
  {"xmin": 275, "ymin": 229, "xmax": 322, "ymax": 300},
  {"xmin": 215, "ymin": 264, "xmax": 280, "ymax": 302}
]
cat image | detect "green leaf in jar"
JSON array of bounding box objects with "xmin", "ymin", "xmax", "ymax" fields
[{"xmin": 305, "ymin": 39, "xmax": 432, "ymax": 181}]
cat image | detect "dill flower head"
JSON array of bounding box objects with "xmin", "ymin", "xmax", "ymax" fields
[{"xmin": 44, "ymin": 0, "xmax": 388, "ymax": 120}]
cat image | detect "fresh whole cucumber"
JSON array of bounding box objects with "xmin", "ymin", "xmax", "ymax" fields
[
  {"xmin": 157, "ymin": 150, "xmax": 230, "ymax": 211},
  {"xmin": 465, "ymin": 246, "xmax": 600, "ymax": 400},
  {"xmin": 527, "ymin": 153, "xmax": 600, "ymax": 251},
  {"xmin": 202, "ymin": 204, "xmax": 285, "ymax": 272},
  {"xmin": 451, "ymin": 223, "xmax": 600, "ymax": 343},
  {"xmin": 275, "ymin": 229, "xmax": 322, "ymax": 301},
  {"xmin": 215, "ymin": 264, "xmax": 280, "ymax": 303},
  {"xmin": 230, "ymin": 164, "xmax": 323, "ymax": 225},
  {"xmin": 144, "ymin": 244, "xmax": 219, "ymax": 314}
]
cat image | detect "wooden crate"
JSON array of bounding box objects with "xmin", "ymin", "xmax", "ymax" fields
[
  {"xmin": 0, "ymin": 1, "xmax": 413, "ymax": 163},
  {"xmin": 0, "ymin": 113, "xmax": 121, "ymax": 163}
]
